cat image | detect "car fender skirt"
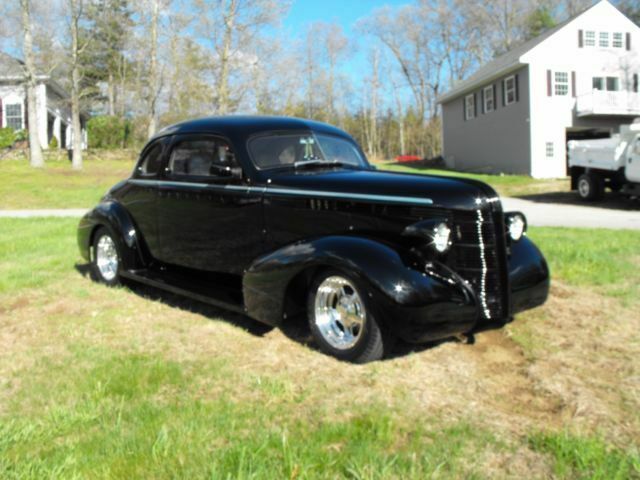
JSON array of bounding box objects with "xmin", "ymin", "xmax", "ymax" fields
[
  {"xmin": 508, "ymin": 236, "xmax": 550, "ymax": 315},
  {"xmin": 77, "ymin": 201, "xmax": 144, "ymax": 269},
  {"xmin": 242, "ymin": 236, "xmax": 478, "ymax": 340}
]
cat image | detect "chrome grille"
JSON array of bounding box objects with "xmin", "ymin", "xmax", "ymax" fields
[{"xmin": 450, "ymin": 209, "xmax": 507, "ymax": 320}]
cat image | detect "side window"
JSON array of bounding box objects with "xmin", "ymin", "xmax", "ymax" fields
[
  {"xmin": 634, "ymin": 137, "xmax": 640, "ymax": 156},
  {"xmin": 168, "ymin": 137, "xmax": 238, "ymax": 178},
  {"xmin": 137, "ymin": 142, "xmax": 163, "ymax": 177}
]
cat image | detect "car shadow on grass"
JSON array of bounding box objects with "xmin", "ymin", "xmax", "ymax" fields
[
  {"xmin": 516, "ymin": 191, "xmax": 640, "ymax": 210},
  {"xmin": 74, "ymin": 263, "xmax": 274, "ymax": 337},
  {"xmin": 75, "ymin": 263, "xmax": 465, "ymax": 360}
]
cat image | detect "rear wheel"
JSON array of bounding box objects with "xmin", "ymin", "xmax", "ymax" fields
[
  {"xmin": 307, "ymin": 270, "xmax": 388, "ymax": 363},
  {"xmin": 91, "ymin": 227, "xmax": 122, "ymax": 286},
  {"xmin": 577, "ymin": 173, "xmax": 603, "ymax": 201}
]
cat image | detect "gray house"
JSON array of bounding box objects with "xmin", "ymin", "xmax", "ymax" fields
[
  {"xmin": 0, "ymin": 52, "xmax": 87, "ymax": 149},
  {"xmin": 438, "ymin": 1, "xmax": 640, "ymax": 178}
]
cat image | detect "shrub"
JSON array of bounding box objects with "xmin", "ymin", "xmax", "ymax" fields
[
  {"xmin": 49, "ymin": 135, "xmax": 59, "ymax": 149},
  {"xmin": 14, "ymin": 129, "xmax": 27, "ymax": 142},
  {"xmin": 87, "ymin": 115, "xmax": 133, "ymax": 149},
  {"xmin": 0, "ymin": 127, "xmax": 15, "ymax": 149}
]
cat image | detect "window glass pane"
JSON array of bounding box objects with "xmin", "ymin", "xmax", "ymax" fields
[
  {"xmin": 484, "ymin": 86, "xmax": 494, "ymax": 112},
  {"xmin": 554, "ymin": 72, "xmax": 568, "ymax": 96},
  {"xmin": 592, "ymin": 77, "xmax": 604, "ymax": 90},
  {"xmin": 585, "ymin": 31, "xmax": 595, "ymax": 46},
  {"xmin": 505, "ymin": 77, "xmax": 516, "ymax": 104},
  {"xmin": 612, "ymin": 32, "xmax": 623, "ymax": 48},
  {"xmin": 606, "ymin": 77, "xmax": 619, "ymax": 91},
  {"xmin": 599, "ymin": 31, "xmax": 609, "ymax": 47},
  {"xmin": 546, "ymin": 142, "xmax": 554, "ymax": 158},
  {"xmin": 248, "ymin": 133, "xmax": 366, "ymax": 170},
  {"xmin": 138, "ymin": 143, "xmax": 163, "ymax": 176},
  {"xmin": 169, "ymin": 138, "xmax": 237, "ymax": 177},
  {"xmin": 465, "ymin": 94, "xmax": 475, "ymax": 119},
  {"xmin": 5, "ymin": 103, "xmax": 22, "ymax": 130}
]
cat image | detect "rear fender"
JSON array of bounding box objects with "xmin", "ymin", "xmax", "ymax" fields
[
  {"xmin": 77, "ymin": 201, "xmax": 147, "ymax": 269},
  {"xmin": 242, "ymin": 235, "xmax": 476, "ymax": 328}
]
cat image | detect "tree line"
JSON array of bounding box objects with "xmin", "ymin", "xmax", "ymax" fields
[{"xmin": 1, "ymin": 0, "xmax": 639, "ymax": 168}]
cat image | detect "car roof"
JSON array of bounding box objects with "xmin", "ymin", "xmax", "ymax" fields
[{"xmin": 150, "ymin": 115, "xmax": 351, "ymax": 142}]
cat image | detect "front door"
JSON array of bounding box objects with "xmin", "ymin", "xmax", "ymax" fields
[
  {"xmin": 156, "ymin": 134, "xmax": 263, "ymax": 275},
  {"xmin": 627, "ymin": 135, "xmax": 640, "ymax": 183}
]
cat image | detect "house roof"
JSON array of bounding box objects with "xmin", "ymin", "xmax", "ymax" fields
[
  {"xmin": 437, "ymin": 1, "xmax": 601, "ymax": 104},
  {"xmin": 0, "ymin": 51, "xmax": 71, "ymax": 100}
]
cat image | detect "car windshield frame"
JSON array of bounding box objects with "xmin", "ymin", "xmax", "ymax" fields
[{"xmin": 247, "ymin": 131, "xmax": 369, "ymax": 171}]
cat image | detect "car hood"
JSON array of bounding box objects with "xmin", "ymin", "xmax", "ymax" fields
[{"xmin": 266, "ymin": 168, "xmax": 500, "ymax": 211}]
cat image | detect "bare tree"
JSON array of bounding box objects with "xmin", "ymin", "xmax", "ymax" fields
[
  {"xmin": 68, "ymin": 0, "xmax": 89, "ymax": 169},
  {"xmin": 20, "ymin": 0, "xmax": 44, "ymax": 168},
  {"xmin": 146, "ymin": 0, "xmax": 161, "ymax": 137}
]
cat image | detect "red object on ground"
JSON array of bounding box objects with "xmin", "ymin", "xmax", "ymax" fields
[{"xmin": 395, "ymin": 155, "xmax": 422, "ymax": 163}]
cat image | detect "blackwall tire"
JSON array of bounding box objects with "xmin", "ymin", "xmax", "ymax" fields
[
  {"xmin": 91, "ymin": 227, "xmax": 122, "ymax": 286},
  {"xmin": 307, "ymin": 269, "xmax": 388, "ymax": 363},
  {"xmin": 577, "ymin": 173, "xmax": 603, "ymax": 201}
]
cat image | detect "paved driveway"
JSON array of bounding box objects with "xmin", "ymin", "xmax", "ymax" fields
[{"xmin": 501, "ymin": 197, "xmax": 640, "ymax": 230}]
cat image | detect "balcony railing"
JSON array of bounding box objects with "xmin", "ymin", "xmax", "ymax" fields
[{"xmin": 576, "ymin": 90, "xmax": 640, "ymax": 116}]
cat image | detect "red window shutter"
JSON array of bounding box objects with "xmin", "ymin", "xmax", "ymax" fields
[
  {"xmin": 502, "ymin": 80, "xmax": 506, "ymax": 106},
  {"xmin": 493, "ymin": 84, "xmax": 497, "ymax": 109},
  {"xmin": 627, "ymin": 32, "xmax": 631, "ymax": 51},
  {"xmin": 571, "ymin": 71, "xmax": 576, "ymax": 97},
  {"xmin": 480, "ymin": 88, "xmax": 485, "ymax": 114},
  {"xmin": 514, "ymin": 74, "xmax": 519, "ymax": 102},
  {"xmin": 474, "ymin": 92, "xmax": 478, "ymax": 117},
  {"xmin": 24, "ymin": 99, "xmax": 28, "ymax": 129},
  {"xmin": 578, "ymin": 29, "xmax": 583, "ymax": 48},
  {"xmin": 547, "ymin": 70, "xmax": 552, "ymax": 96}
]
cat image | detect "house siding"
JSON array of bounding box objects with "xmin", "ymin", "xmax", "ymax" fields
[{"xmin": 441, "ymin": 66, "xmax": 531, "ymax": 175}]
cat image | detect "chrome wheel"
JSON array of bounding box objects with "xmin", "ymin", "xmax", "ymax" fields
[
  {"xmin": 95, "ymin": 234, "xmax": 119, "ymax": 281},
  {"xmin": 578, "ymin": 178, "xmax": 590, "ymax": 198},
  {"xmin": 313, "ymin": 276, "xmax": 366, "ymax": 350}
]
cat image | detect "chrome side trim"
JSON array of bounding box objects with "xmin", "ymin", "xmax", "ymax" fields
[
  {"xmin": 127, "ymin": 179, "xmax": 434, "ymax": 205},
  {"xmin": 475, "ymin": 208, "xmax": 491, "ymax": 319}
]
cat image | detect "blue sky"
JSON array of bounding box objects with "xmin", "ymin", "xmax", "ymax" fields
[{"xmin": 283, "ymin": 0, "xmax": 408, "ymax": 36}]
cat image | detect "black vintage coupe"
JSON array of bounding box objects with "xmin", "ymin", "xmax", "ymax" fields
[{"xmin": 78, "ymin": 116, "xmax": 549, "ymax": 362}]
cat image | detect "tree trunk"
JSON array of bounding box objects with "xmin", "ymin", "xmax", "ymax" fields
[
  {"xmin": 70, "ymin": 0, "xmax": 83, "ymax": 170},
  {"xmin": 217, "ymin": 0, "xmax": 236, "ymax": 115},
  {"xmin": 147, "ymin": 0, "xmax": 160, "ymax": 138},
  {"xmin": 107, "ymin": 71, "xmax": 115, "ymax": 115},
  {"xmin": 20, "ymin": 0, "xmax": 44, "ymax": 168}
]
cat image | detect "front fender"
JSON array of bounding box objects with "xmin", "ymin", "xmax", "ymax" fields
[
  {"xmin": 77, "ymin": 201, "xmax": 145, "ymax": 269},
  {"xmin": 242, "ymin": 236, "xmax": 478, "ymax": 340},
  {"xmin": 508, "ymin": 236, "xmax": 550, "ymax": 314}
]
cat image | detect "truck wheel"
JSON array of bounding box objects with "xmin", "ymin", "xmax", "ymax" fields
[
  {"xmin": 577, "ymin": 173, "xmax": 603, "ymax": 201},
  {"xmin": 307, "ymin": 270, "xmax": 388, "ymax": 363},
  {"xmin": 91, "ymin": 226, "xmax": 122, "ymax": 286}
]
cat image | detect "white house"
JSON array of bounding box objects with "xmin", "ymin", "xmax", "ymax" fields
[
  {"xmin": 438, "ymin": 0, "xmax": 640, "ymax": 178},
  {"xmin": 0, "ymin": 52, "xmax": 87, "ymax": 149}
]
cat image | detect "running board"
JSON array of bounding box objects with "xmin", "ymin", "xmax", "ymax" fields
[{"xmin": 120, "ymin": 269, "xmax": 245, "ymax": 314}]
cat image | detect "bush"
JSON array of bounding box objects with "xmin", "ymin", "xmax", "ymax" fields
[
  {"xmin": 14, "ymin": 129, "xmax": 27, "ymax": 142},
  {"xmin": 87, "ymin": 115, "xmax": 134, "ymax": 149},
  {"xmin": 0, "ymin": 127, "xmax": 15, "ymax": 149},
  {"xmin": 49, "ymin": 135, "xmax": 59, "ymax": 149}
]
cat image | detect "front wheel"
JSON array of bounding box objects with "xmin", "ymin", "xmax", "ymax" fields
[
  {"xmin": 91, "ymin": 227, "xmax": 122, "ymax": 286},
  {"xmin": 307, "ymin": 270, "xmax": 389, "ymax": 363}
]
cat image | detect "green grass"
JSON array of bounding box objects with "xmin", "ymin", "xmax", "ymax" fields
[
  {"xmin": 376, "ymin": 161, "xmax": 569, "ymax": 197},
  {"xmin": 529, "ymin": 432, "xmax": 640, "ymax": 479},
  {"xmin": 1, "ymin": 218, "xmax": 639, "ymax": 478},
  {"xmin": 0, "ymin": 150, "xmax": 135, "ymax": 209},
  {"xmin": 527, "ymin": 227, "xmax": 640, "ymax": 303}
]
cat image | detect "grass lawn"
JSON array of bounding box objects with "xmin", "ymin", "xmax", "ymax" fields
[
  {"xmin": 0, "ymin": 150, "xmax": 136, "ymax": 210},
  {"xmin": 0, "ymin": 151, "xmax": 568, "ymax": 211},
  {"xmin": 1, "ymin": 218, "xmax": 638, "ymax": 478}
]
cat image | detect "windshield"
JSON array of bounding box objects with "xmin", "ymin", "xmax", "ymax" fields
[{"xmin": 248, "ymin": 133, "xmax": 368, "ymax": 170}]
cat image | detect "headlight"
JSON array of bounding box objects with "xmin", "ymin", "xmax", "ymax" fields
[
  {"xmin": 506, "ymin": 212, "xmax": 526, "ymax": 241},
  {"xmin": 432, "ymin": 222, "xmax": 452, "ymax": 253}
]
